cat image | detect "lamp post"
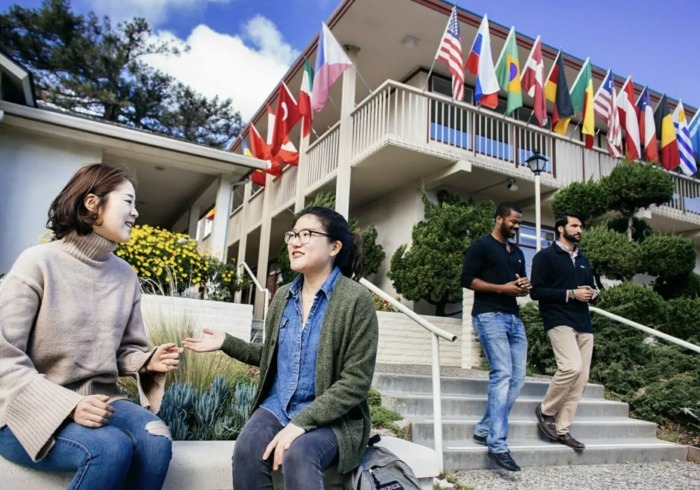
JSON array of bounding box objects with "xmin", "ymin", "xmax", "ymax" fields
[{"xmin": 525, "ymin": 150, "xmax": 549, "ymax": 251}]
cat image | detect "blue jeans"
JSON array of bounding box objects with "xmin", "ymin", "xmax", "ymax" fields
[
  {"xmin": 233, "ymin": 407, "xmax": 338, "ymax": 490},
  {"xmin": 472, "ymin": 312, "xmax": 528, "ymax": 453},
  {"xmin": 0, "ymin": 400, "xmax": 172, "ymax": 490}
]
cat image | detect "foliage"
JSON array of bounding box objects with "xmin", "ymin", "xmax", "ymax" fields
[
  {"xmin": 0, "ymin": 0, "xmax": 241, "ymax": 147},
  {"xmin": 602, "ymin": 161, "xmax": 674, "ymax": 217},
  {"xmin": 520, "ymin": 302, "xmax": 557, "ymax": 375},
  {"xmin": 640, "ymin": 234, "xmax": 696, "ymax": 279},
  {"xmin": 116, "ymin": 224, "xmax": 242, "ymax": 297},
  {"xmin": 663, "ymin": 298, "xmax": 700, "ymax": 343},
  {"xmin": 605, "ymin": 216, "xmax": 653, "ymax": 243},
  {"xmin": 579, "ymin": 225, "xmax": 640, "ymax": 281},
  {"xmin": 654, "ymin": 272, "xmax": 700, "ymax": 300},
  {"xmin": 277, "ymin": 192, "xmax": 386, "ymax": 284},
  {"xmin": 551, "ymin": 179, "xmax": 609, "ymax": 223},
  {"xmin": 368, "ymin": 388, "xmax": 405, "ymax": 439},
  {"xmin": 372, "ymin": 293, "xmax": 398, "ymax": 312},
  {"xmin": 389, "ymin": 189, "xmax": 494, "ymax": 316}
]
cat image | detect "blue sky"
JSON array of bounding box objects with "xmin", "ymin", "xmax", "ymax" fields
[{"xmin": 2, "ymin": 0, "xmax": 699, "ymax": 118}]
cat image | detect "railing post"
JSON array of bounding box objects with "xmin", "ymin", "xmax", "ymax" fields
[{"xmin": 431, "ymin": 333, "xmax": 444, "ymax": 473}]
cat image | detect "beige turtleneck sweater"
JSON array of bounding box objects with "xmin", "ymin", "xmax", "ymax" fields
[{"xmin": 0, "ymin": 232, "xmax": 165, "ymax": 461}]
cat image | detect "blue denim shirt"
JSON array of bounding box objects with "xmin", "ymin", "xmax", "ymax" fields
[{"xmin": 260, "ymin": 267, "xmax": 341, "ymax": 426}]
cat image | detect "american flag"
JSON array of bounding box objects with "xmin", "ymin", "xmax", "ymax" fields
[
  {"xmin": 593, "ymin": 69, "xmax": 622, "ymax": 158},
  {"xmin": 436, "ymin": 7, "xmax": 464, "ymax": 101}
]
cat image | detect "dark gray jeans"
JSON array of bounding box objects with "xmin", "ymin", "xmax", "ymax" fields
[{"xmin": 232, "ymin": 407, "xmax": 338, "ymax": 490}]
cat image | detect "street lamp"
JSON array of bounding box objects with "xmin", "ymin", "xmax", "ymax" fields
[{"xmin": 525, "ymin": 150, "xmax": 549, "ymax": 251}]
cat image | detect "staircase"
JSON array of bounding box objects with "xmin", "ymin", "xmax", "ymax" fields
[{"xmin": 374, "ymin": 372, "xmax": 688, "ymax": 471}]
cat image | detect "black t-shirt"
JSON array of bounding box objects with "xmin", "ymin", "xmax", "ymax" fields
[{"xmin": 461, "ymin": 234, "xmax": 527, "ymax": 316}]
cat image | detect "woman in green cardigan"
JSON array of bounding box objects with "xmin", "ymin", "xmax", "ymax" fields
[{"xmin": 183, "ymin": 206, "xmax": 379, "ymax": 490}]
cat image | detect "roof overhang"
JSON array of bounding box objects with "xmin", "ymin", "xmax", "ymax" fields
[{"xmin": 0, "ymin": 50, "xmax": 36, "ymax": 107}]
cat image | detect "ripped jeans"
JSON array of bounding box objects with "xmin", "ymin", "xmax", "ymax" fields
[{"xmin": 0, "ymin": 400, "xmax": 172, "ymax": 490}]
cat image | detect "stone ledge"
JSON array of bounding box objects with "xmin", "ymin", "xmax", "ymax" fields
[{"xmin": 1, "ymin": 437, "xmax": 439, "ymax": 489}]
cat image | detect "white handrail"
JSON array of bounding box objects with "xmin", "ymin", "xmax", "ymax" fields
[
  {"xmin": 590, "ymin": 306, "xmax": 700, "ymax": 354},
  {"xmin": 239, "ymin": 261, "xmax": 271, "ymax": 323},
  {"xmin": 360, "ymin": 278, "xmax": 456, "ymax": 472}
]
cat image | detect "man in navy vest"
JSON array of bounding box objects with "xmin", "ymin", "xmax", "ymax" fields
[
  {"xmin": 461, "ymin": 202, "xmax": 531, "ymax": 472},
  {"xmin": 531, "ymin": 212, "xmax": 598, "ymax": 451}
]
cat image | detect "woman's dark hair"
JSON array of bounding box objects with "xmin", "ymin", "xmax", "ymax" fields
[
  {"xmin": 47, "ymin": 163, "xmax": 136, "ymax": 239},
  {"xmin": 293, "ymin": 206, "xmax": 363, "ymax": 280}
]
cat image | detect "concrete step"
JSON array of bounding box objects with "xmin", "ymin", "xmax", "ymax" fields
[
  {"xmin": 374, "ymin": 373, "xmax": 605, "ymax": 399},
  {"xmin": 410, "ymin": 418, "xmax": 659, "ymax": 446},
  {"xmin": 385, "ymin": 394, "xmax": 630, "ymax": 419},
  {"xmin": 441, "ymin": 438, "xmax": 689, "ymax": 471}
]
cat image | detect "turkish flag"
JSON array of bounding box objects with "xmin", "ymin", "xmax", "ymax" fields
[{"xmin": 270, "ymin": 82, "xmax": 301, "ymax": 157}]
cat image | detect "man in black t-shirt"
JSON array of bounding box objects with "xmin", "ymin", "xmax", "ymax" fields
[{"xmin": 461, "ymin": 202, "xmax": 531, "ymax": 472}]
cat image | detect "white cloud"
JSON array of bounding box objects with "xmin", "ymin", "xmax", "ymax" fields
[
  {"xmin": 142, "ymin": 17, "xmax": 299, "ymax": 121},
  {"xmin": 81, "ymin": 0, "xmax": 233, "ymax": 26}
]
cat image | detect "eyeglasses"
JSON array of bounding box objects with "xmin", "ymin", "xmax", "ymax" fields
[{"xmin": 284, "ymin": 229, "xmax": 332, "ymax": 244}]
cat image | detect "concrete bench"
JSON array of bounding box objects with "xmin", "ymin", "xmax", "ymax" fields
[{"xmin": 1, "ymin": 437, "xmax": 439, "ymax": 489}]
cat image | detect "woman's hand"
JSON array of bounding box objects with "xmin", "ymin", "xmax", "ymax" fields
[
  {"xmin": 263, "ymin": 423, "xmax": 306, "ymax": 471},
  {"xmin": 145, "ymin": 343, "xmax": 181, "ymax": 373},
  {"xmin": 69, "ymin": 395, "xmax": 115, "ymax": 428},
  {"xmin": 181, "ymin": 328, "xmax": 225, "ymax": 353}
]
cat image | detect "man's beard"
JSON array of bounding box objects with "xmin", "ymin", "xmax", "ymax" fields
[{"xmin": 563, "ymin": 230, "xmax": 580, "ymax": 243}]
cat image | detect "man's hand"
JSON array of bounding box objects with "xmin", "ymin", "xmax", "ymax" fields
[
  {"xmin": 573, "ymin": 285, "xmax": 596, "ymax": 303},
  {"xmin": 502, "ymin": 274, "xmax": 531, "ymax": 297},
  {"xmin": 69, "ymin": 395, "xmax": 114, "ymax": 428},
  {"xmin": 262, "ymin": 423, "xmax": 306, "ymax": 471}
]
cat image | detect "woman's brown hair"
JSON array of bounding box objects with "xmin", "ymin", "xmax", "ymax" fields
[{"xmin": 47, "ymin": 163, "xmax": 136, "ymax": 239}]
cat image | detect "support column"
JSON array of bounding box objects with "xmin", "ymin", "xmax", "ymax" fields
[
  {"xmin": 234, "ymin": 181, "xmax": 253, "ymax": 303},
  {"xmin": 334, "ymin": 45, "xmax": 359, "ymax": 219},
  {"xmin": 294, "ymin": 133, "xmax": 311, "ymax": 213},
  {"xmin": 209, "ymin": 174, "xmax": 234, "ymax": 261},
  {"xmin": 254, "ymin": 173, "xmax": 274, "ymax": 319},
  {"xmin": 187, "ymin": 205, "xmax": 201, "ymax": 238}
]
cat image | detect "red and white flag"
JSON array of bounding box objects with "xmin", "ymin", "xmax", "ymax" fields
[
  {"xmin": 435, "ymin": 6, "xmax": 464, "ymax": 101},
  {"xmin": 520, "ymin": 35, "xmax": 546, "ymax": 126},
  {"xmin": 616, "ymin": 76, "xmax": 641, "ymax": 160},
  {"xmin": 270, "ymin": 82, "xmax": 302, "ymax": 157},
  {"xmin": 267, "ymin": 104, "xmax": 298, "ymax": 166},
  {"xmin": 593, "ymin": 69, "xmax": 622, "ymax": 158}
]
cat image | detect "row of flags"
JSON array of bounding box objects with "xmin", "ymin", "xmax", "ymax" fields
[
  {"xmin": 435, "ymin": 7, "xmax": 699, "ymax": 175},
  {"xmin": 242, "ymin": 23, "xmax": 352, "ymax": 186}
]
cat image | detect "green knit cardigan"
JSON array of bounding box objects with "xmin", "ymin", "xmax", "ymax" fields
[{"xmin": 222, "ymin": 274, "xmax": 379, "ymax": 474}]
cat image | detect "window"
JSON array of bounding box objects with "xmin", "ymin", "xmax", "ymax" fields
[{"xmin": 516, "ymin": 223, "xmax": 555, "ymax": 277}]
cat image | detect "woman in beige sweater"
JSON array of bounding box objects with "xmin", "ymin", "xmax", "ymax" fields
[{"xmin": 0, "ymin": 164, "xmax": 180, "ymax": 490}]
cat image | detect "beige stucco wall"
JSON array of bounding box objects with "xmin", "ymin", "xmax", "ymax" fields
[{"xmin": 0, "ymin": 126, "xmax": 102, "ymax": 272}]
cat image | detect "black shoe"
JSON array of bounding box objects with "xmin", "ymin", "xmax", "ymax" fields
[
  {"xmin": 487, "ymin": 450, "xmax": 522, "ymax": 472},
  {"xmin": 473, "ymin": 433, "xmax": 487, "ymax": 446},
  {"xmin": 535, "ymin": 404, "xmax": 558, "ymax": 441},
  {"xmin": 557, "ymin": 432, "xmax": 585, "ymax": 451}
]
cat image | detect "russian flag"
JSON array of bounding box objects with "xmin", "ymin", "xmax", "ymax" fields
[
  {"xmin": 465, "ymin": 14, "xmax": 499, "ymax": 109},
  {"xmin": 311, "ymin": 22, "xmax": 352, "ymax": 112}
]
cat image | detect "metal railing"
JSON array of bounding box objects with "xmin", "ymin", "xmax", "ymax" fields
[
  {"xmin": 360, "ymin": 278, "xmax": 456, "ymax": 472},
  {"xmin": 239, "ymin": 261, "xmax": 271, "ymax": 328},
  {"xmin": 590, "ymin": 306, "xmax": 700, "ymax": 354}
]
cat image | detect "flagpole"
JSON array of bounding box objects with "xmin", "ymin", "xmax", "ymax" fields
[{"xmin": 422, "ymin": 2, "xmax": 459, "ymax": 93}]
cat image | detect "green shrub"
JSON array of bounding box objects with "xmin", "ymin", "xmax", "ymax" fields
[
  {"xmin": 654, "ymin": 272, "xmax": 700, "ymax": 300},
  {"xmin": 551, "ymin": 180, "xmax": 609, "ymax": 222},
  {"xmin": 605, "ymin": 216, "xmax": 653, "ymax": 243},
  {"xmin": 579, "ymin": 226, "xmax": 640, "ymax": 280},
  {"xmin": 640, "ymin": 234, "xmax": 696, "ymax": 279},
  {"xmin": 368, "ymin": 388, "xmax": 405, "ymax": 438},
  {"xmin": 520, "ymin": 302, "xmax": 557, "ymax": 375},
  {"xmin": 663, "ymin": 297, "xmax": 700, "ymax": 343},
  {"xmin": 602, "ymin": 161, "xmax": 674, "ymax": 216}
]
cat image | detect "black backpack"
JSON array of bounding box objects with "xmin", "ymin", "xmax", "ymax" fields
[{"xmin": 349, "ymin": 435, "xmax": 422, "ymax": 490}]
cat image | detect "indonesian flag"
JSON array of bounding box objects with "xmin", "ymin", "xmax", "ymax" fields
[
  {"xmin": 299, "ymin": 59, "xmax": 314, "ymax": 137},
  {"xmin": 520, "ymin": 35, "xmax": 547, "ymax": 127},
  {"xmin": 267, "ymin": 104, "xmax": 298, "ymax": 166},
  {"xmin": 270, "ymin": 82, "xmax": 301, "ymax": 157},
  {"xmin": 616, "ymin": 76, "xmax": 641, "ymax": 160}
]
